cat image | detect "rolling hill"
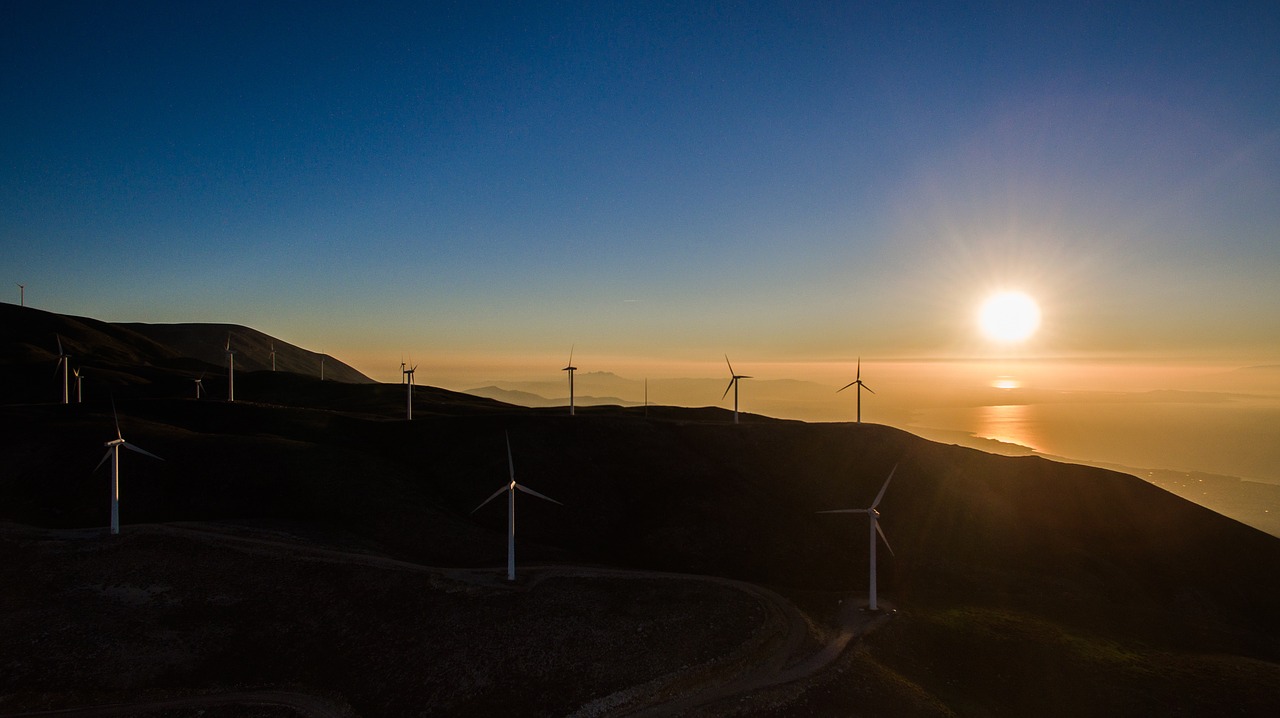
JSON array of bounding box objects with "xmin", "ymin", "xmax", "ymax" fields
[{"xmin": 2, "ymin": 302, "xmax": 1278, "ymax": 716}]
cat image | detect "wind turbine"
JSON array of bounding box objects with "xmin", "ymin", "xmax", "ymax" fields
[
  {"xmin": 73, "ymin": 368, "xmax": 83, "ymax": 403},
  {"xmin": 193, "ymin": 373, "xmax": 205, "ymax": 399},
  {"xmin": 320, "ymin": 355, "xmax": 326, "ymax": 381},
  {"xmin": 722, "ymin": 355, "xmax": 751, "ymax": 424},
  {"xmin": 471, "ymin": 432, "xmax": 563, "ymax": 581},
  {"xmin": 269, "ymin": 342, "xmax": 277, "ymax": 372},
  {"xmin": 563, "ymin": 346, "xmax": 577, "ymax": 416},
  {"xmin": 817, "ymin": 464, "xmax": 897, "ymax": 611},
  {"xmin": 837, "ymin": 357, "xmax": 875, "ymax": 423},
  {"xmin": 400, "ymin": 358, "xmax": 406, "ymax": 384},
  {"xmin": 17, "ymin": 283, "xmax": 24, "ymax": 307},
  {"xmin": 225, "ymin": 334, "xmax": 236, "ymax": 402},
  {"xmin": 94, "ymin": 400, "xmax": 164, "ymax": 535},
  {"xmin": 54, "ymin": 335, "xmax": 70, "ymax": 404},
  {"xmin": 403, "ymin": 360, "xmax": 416, "ymax": 420}
]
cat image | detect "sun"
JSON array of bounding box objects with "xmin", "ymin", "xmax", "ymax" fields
[{"xmin": 978, "ymin": 291, "xmax": 1040, "ymax": 343}]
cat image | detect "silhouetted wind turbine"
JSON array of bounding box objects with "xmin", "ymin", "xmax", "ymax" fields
[
  {"xmin": 73, "ymin": 367, "xmax": 83, "ymax": 403},
  {"xmin": 94, "ymin": 400, "xmax": 164, "ymax": 535},
  {"xmin": 563, "ymin": 346, "xmax": 577, "ymax": 416},
  {"xmin": 818, "ymin": 464, "xmax": 897, "ymax": 611},
  {"xmin": 400, "ymin": 358, "xmax": 407, "ymax": 384},
  {"xmin": 837, "ymin": 357, "xmax": 875, "ymax": 423},
  {"xmin": 471, "ymin": 432, "xmax": 562, "ymax": 581},
  {"xmin": 403, "ymin": 360, "xmax": 416, "ymax": 420},
  {"xmin": 320, "ymin": 355, "xmax": 326, "ymax": 381},
  {"xmin": 722, "ymin": 356, "xmax": 751, "ymax": 424},
  {"xmin": 225, "ymin": 334, "xmax": 236, "ymax": 402},
  {"xmin": 17, "ymin": 283, "xmax": 24, "ymax": 307},
  {"xmin": 54, "ymin": 335, "xmax": 70, "ymax": 404},
  {"xmin": 269, "ymin": 342, "xmax": 277, "ymax": 372}
]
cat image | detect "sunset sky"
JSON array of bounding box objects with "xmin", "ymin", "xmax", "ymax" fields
[{"xmin": 3, "ymin": 1, "xmax": 1278, "ymax": 385}]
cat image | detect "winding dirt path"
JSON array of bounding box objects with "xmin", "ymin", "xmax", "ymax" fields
[{"xmin": 3, "ymin": 522, "xmax": 888, "ymax": 717}]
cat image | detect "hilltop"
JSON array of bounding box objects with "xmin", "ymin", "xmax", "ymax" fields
[{"xmin": 2, "ymin": 303, "xmax": 1279, "ymax": 716}]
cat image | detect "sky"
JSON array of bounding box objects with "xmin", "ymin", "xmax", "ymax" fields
[{"xmin": 3, "ymin": 1, "xmax": 1279, "ymax": 386}]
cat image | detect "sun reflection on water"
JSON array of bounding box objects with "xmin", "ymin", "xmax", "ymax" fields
[
  {"xmin": 975, "ymin": 404, "xmax": 1043, "ymax": 452},
  {"xmin": 991, "ymin": 375, "xmax": 1021, "ymax": 390}
]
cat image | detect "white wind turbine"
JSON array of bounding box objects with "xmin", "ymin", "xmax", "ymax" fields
[
  {"xmin": 269, "ymin": 342, "xmax": 277, "ymax": 372},
  {"xmin": 94, "ymin": 400, "xmax": 164, "ymax": 535},
  {"xmin": 563, "ymin": 347, "xmax": 577, "ymax": 416},
  {"xmin": 818, "ymin": 464, "xmax": 897, "ymax": 611},
  {"xmin": 837, "ymin": 357, "xmax": 875, "ymax": 423},
  {"xmin": 193, "ymin": 373, "xmax": 205, "ymax": 399},
  {"xmin": 225, "ymin": 334, "xmax": 236, "ymax": 402},
  {"xmin": 54, "ymin": 335, "xmax": 70, "ymax": 404},
  {"xmin": 472, "ymin": 432, "xmax": 563, "ymax": 581},
  {"xmin": 722, "ymin": 355, "xmax": 751, "ymax": 424},
  {"xmin": 73, "ymin": 367, "xmax": 83, "ymax": 403},
  {"xmin": 403, "ymin": 360, "xmax": 416, "ymax": 420},
  {"xmin": 17, "ymin": 283, "xmax": 25, "ymax": 307}
]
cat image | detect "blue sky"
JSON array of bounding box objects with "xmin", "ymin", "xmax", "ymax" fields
[{"xmin": 3, "ymin": 1, "xmax": 1278, "ymax": 381}]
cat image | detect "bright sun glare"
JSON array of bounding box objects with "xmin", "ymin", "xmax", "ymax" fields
[{"xmin": 978, "ymin": 291, "xmax": 1041, "ymax": 343}]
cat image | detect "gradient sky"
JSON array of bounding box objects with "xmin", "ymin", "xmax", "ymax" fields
[{"xmin": 3, "ymin": 1, "xmax": 1278, "ymax": 383}]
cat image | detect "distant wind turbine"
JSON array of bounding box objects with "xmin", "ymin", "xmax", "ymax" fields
[
  {"xmin": 73, "ymin": 367, "xmax": 83, "ymax": 403},
  {"xmin": 17, "ymin": 283, "xmax": 24, "ymax": 307},
  {"xmin": 472, "ymin": 432, "xmax": 563, "ymax": 581},
  {"xmin": 400, "ymin": 358, "xmax": 406, "ymax": 384},
  {"xmin": 269, "ymin": 342, "xmax": 277, "ymax": 372},
  {"xmin": 837, "ymin": 357, "xmax": 875, "ymax": 423},
  {"xmin": 225, "ymin": 334, "xmax": 236, "ymax": 402},
  {"xmin": 722, "ymin": 355, "xmax": 751, "ymax": 424},
  {"xmin": 563, "ymin": 346, "xmax": 577, "ymax": 416},
  {"xmin": 818, "ymin": 464, "xmax": 897, "ymax": 611},
  {"xmin": 644, "ymin": 378, "xmax": 649, "ymax": 418},
  {"xmin": 94, "ymin": 400, "xmax": 164, "ymax": 535},
  {"xmin": 320, "ymin": 355, "xmax": 325, "ymax": 381},
  {"xmin": 403, "ymin": 360, "xmax": 416, "ymax": 420},
  {"xmin": 54, "ymin": 335, "xmax": 70, "ymax": 404},
  {"xmin": 193, "ymin": 373, "xmax": 205, "ymax": 399}
]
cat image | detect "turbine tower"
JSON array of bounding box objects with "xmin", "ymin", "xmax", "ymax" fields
[
  {"xmin": 818, "ymin": 464, "xmax": 897, "ymax": 611},
  {"xmin": 403, "ymin": 361, "xmax": 416, "ymax": 420},
  {"xmin": 17, "ymin": 283, "xmax": 24, "ymax": 307},
  {"xmin": 54, "ymin": 335, "xmax": 70, "ymax": 404},
  {"xmin": 225, "ymin": 334, "xmax": 236, "ymax": 402},
  {"xmin": 269, "ymin": 342, "xmax": 277, "ymax": 372},
  {"xmin": 837, "ymin": 357, "xmax": 875, "ymax": 423},
  {"xmin": 563, "ymin": 346, "xmax": 577, "ymax": 416},
  {"xmin": 94, "ymin": 401, "xmax": 164, "ymax": 535},
  {"xmin": 472, "ymin": 432, "xmax": 562, "ymax": 581},
  {"xmin": 320, "ymin": 355, "xmax": 325, "ymax": 381},
  {"xmin": 722, "ymin": 355, "xmax": 751, "ymax": 424}
]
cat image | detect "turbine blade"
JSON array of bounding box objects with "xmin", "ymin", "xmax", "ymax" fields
[
  {"xmin": 740, "ymin": 375, "xmax": 752, "ymax": 379},
  {"xmin": 837, "ymin": 381, "xmax": 856, "ymax": 393},
  {"xmin": 863, "ymin": 384, "xmax": 876, "ymax": 394},
  {"xmin": 93, "ymin": 448, "xmax": 113, "ymax": 473},
  {"xmin": 57, "ymin": 335, "xmax": 63, "ymax": 355},
  {"xmin": 111, "ymin": 397, "xmax": 122, "ymax": 440},
  {"xmin": 721, "ymin": 378, "xmax": 735, "ymax": 400},
  {"xmin": 505, "ymin": 431, "xmax": 516, "ymax": 482},
  {"xmin": 516, "ymin": 483, "xmax": 563, "ymax": 505},
  {"xmin": 725, "ymin": 355, "xmax": 735, "ymax": 376},
  {"xmin": 856, "ymin": 357, "xmax": 861, "ymax": 380},
  {"xmin": 568, "ymin": 344, "xmax": 574, "ymax": 366},
  {"xmin": 875, "ymin": 520, "xmax": 895, "ymax": 556},
  {"xmin": 123, "ymin": 442, "xmax": 164, "ymax": 461},
  {"xmin": 471, "ymin": 485, "xmax": 508, "ymax": 514},
  {"xmin": 870, "ymin": 464, "xmax": 897, "ymax": 509}
]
